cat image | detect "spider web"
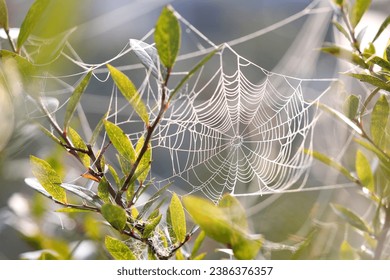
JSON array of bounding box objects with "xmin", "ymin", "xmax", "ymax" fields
[
  {"xmin": 37, "ymin": 0, "xmax": 337, "ymax": 203},
  {"xmin": 145, "ymin": 45, "xmax": 325, "ymax": 202}
]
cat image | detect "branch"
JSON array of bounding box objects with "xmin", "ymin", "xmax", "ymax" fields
[{"xmin": 116, "ymin": 68, "xmax": 172, "ymax": 204}]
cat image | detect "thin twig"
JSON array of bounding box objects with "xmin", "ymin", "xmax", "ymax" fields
[
  {"xmin": 5, "ymin": 28, "xmax": 17, "ymax": 53},
  {"xmin": 117, "ymin": 68, "xmax": 172, "ymax": 204}
]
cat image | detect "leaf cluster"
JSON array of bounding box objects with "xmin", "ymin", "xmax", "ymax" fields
[{"xmin": 310, "ymin": 0, "xmax": 390, "ymax": 259}]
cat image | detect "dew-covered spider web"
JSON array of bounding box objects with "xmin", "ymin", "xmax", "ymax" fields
[
  {"xmin": 32, "ymin": 0, "xmax": 339, "ymax": 204},
  {"xmin": 130, "ymin": 44, "xmax": 329, "ymax": 202}
]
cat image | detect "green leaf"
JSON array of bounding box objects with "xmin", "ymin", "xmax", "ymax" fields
[
  {"xmin": 184, "ymin": 196, "xmax": 262, "ymax": 259},
  {"xmin": 291, "ymin": 228, "xmax": 317, "ymax": 260},
  {"xmin": 230, "ymin": 234, "xmax": 262, "ymax": 260},
  {"xmin": 343, "ymin": 95, "xmax": 360, "ymax": 120},
  {"xmin": 350, "ymin": 0, "xmax": 371, "ymax": 28},
  {"xmin": 17, "ymin": 0, "xmax": 51, "ymax": 50},
  {"xmin": 348, "ymin": 73, "xmax": 390, "ymax": 92},
  {"xmin": 30, "ymin": 155, "xmax": 66, "ymax": 203},
  {"xmin": 219, "ymin": 194, "xmax": 248, "ymax": 229},
  {"xmin": 0, "ymin": 0, "xmax": 9, "ymax": 30},
  {"xmin": 340, "ymin": 240, "xmax": 359, "ymax": 260},
  {"xmin": 192, "ymin": 253, "xmax": 207, "ymax": 260},
  {"xmin": 68, "ymin": 127, "xmax": 90, "ymax": 167},
  {"xmin": 143, "ymin": 214, "xmax": 162, "ymax": 238},
  {"xmin": 154, "ymin": 5, "xmax": 180, "ymax": 69},
  {"xmin": 107, "ymin": 164, "xmax": 121, "ymax": 188},
  {"xmin": 55, "ymin": 208, "xmax": 94, "ymax": 213},
  {"xmin": 90, "ymin": 113, "xmax": 107, "ymax": 146},
  {"xmin": 64, "ymin": 72, "xmax": 92, "ymax": 131},
  {"xmin": 135, "ymin": 135, "xmax": 151, "ymax": 182},
  {"xmin": 363, "ymin": 42, "xmax": 376, "ymax": 57},
  {"xmin": 373, "ymin": 16, "xmax": 390, "ymax": 42},
  {"xmin": 166, "ymin": 206, "xmax": 177, "ymax": 243},
  {"xmin": 101, "ymin": 203, "xmax": 127, "ymax": 231},
  {"xmin": 0, "ymin": 50, "xmax": 38, "ymax": 89},
  {"xmin": 191, "ymin": 230, "xmax": 206, "ymax": 258},
  {"xmin": 105, "ymin": 236, "xmax": 136, "ymax": 260},
  {"xmin": 386, "ymin": 44, "xmax": 390, "ymax": 62},
  {"xmin": 354, "ymin": 138, "xmax": 390, "ymax": 165},
  {"xmin": 117, "ymin": 153, "xmax": 132, "ymax": 176},
  {"xmin": 332, "ymin": 0, "xmax": 344, "ymax": 7},
  {"xmin": 37, "ymin": 251, "xmax": 59, "ymax": 260},
  {"xmin": 98, "ymin": 178, "xmax": 111, "ymax": 204},
  {"xmin": 169, "ymin": 46, "xmax": 221, "ymax": 102},
  {"xmin": 107, "ymin": 64, "xmax": 149, "ymax": 125},
  {"xmin": 304, "ymin": 149, "xmax": 357, "ymax": 183},
  {"xmin": 104, "ymin": 120, "xmax": 135, "ymax": 164},
  {"xmin": 355, "ymin": 150, "xmax": 375, "ymax": 192},
  {"xmin": 331, "ymin": 204, "xmax": 372, "ymax": 233},
  {"xmin": 37, "ymin": 124, "xmax": 62, "ymax": 146},
  {"xmin": 175, "ymin": 249, "xmax": 185, "ymax": 260},
  {"xmin": 33, "ymin": 27, "xmax": 76, "ymax": 65},
  {"xmin": 137, "ymin": 182, "xmax": 171, "ymax": 219},
  {"xmin": 332, "ymin": 21, "xmax": 350, "ymax": 41},
  {"xmin": 366, "ymin": 56, "xmax": 390, "ymax": 71},
  {"xmin": 169, "ymin": 193, "xmax": 186, "ymax": 243},
  {"xmin": 371, "ymin": 95, "xmax": 389, "ymax": 149},
  {"xmin": 321, "ymin": 44, "xmax": 367, "ymax": 68},
  {"xmin": 318, "ymin": 102, "xmax": 363, "ymax": 135},
  {"xmin": 183, "ymin": 195, "xmax": 235, "ymax": 244}
]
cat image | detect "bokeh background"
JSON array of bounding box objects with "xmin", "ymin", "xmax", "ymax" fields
[{"xmin": 1, "ymin": 0, "xmax": 390, "ymax": 259}]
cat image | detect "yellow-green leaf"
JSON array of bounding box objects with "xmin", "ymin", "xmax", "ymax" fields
[
  {"xmin": 30, "ymin": 155, "xmax": 66, "ymax": 203},
  {"xmin": 104, "ymin": 120, "xmax": 135, "ymax": 164},
  {"xmin": 350, "ymin": 0, "xmax": 371, "ymax": 28},
  {"xmin": 107, "ymin": 164, "xmax": 121, "ymax": 187},
  {"xmin": 373, "ymin": 15, "xmax": 390, "ymax": 43},
  {"xmin": 332, "ymin": 0, "xmax": 344, "ymax": 7},
  {"xmin": 349, "ymin": 73, "xmax": 390, "ymax": 92},
  {"xmin": 101, "ymin": 203, "xmax": 127, "ymax": 231},
  {"xmin": 343, "ymin": 95, "xmax": 360, "ymax": 120},
  {"xmin": 68, "ymin": 127, "xmax": 89, "ymax": 168},
  {"xmin": 219, "ymin": 194, "xmax": 248, "ymax": 230},
  {"xmin": 98, "ymin": 178, "xmax": 111, "ymax": 204},
  {"xmin": 154, "ymin": 5, "xmax": 180, "ymax": 69},
  {"xmin": 304, "ymin": 149, "xmax": 357, "ymax": 183},
  {"xmin": 135, "ymin": 135, "xmax": 151, "ymax": 182},
  {"xmin": 17, "ymin": 0, "xmax": 51, "ymax": 50},
  {"xmin": 0, "ymin": 0, "xmax": 9, "ymax": 30},
  {"xmin": 331, "ymin": 204, "xmax": 372, "ymax": 233},
  {"xmin": 64, "ymin": 72, "xmax": 92, "ymax": 131},
  {"xmin": 105, "ymin": 236, "xmax": 136, "ymax": 260},
  {"xmin": 90, "ymin": 113, "xmax": 107, "ymax": 146},
  {"xmin": 169, "ymin": 193, "xmax": 186, "ymax": 243},
  {"xmin": 192, "ymin": 253, "xmax": 207, "ymax": 260},
  {"xmin": 321, "ymin": 44, "xmax": 368, "ymax": 68},
  {"xmin": 332, "ymin": 21, "xmax": 350, "ymax": 41},
  {"xmin": 33, "ymin": 27, "xmax": 76, "ymax": 65},
  {"xmin": 356, "ymin": 150, "xmax": 375, "ymax": 192},
  {"xmin": 143, "ymin": 214, "xmax": 162, "ymax": 238},
  {"xmin": 371, "ymin": 95, "xmax": 389, "ymax": 150},
  {"xmin": 55, "ymin": 208, "xmax": 94, "ymax": 213},
  {"xmin": 230, "ymin": 234, "xmax": 262, "ymax": 260},
  {"xmin": 107, "ymin": 64, "xmax": 149, "ymax": 125},
  {"xmin": 340, "ymin": 240, "xmax": 359, "ymax": 260},
  {"xmin": 190, "ymin": 230, "xmax": 205, "ymax": 258},
  {"xmin": 183, "ymin": 196, "xmax": 233, "ymax": 244},
  {"xmin": 175, "ymin": 249, "xmax": 185, "ymax": 260}
]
